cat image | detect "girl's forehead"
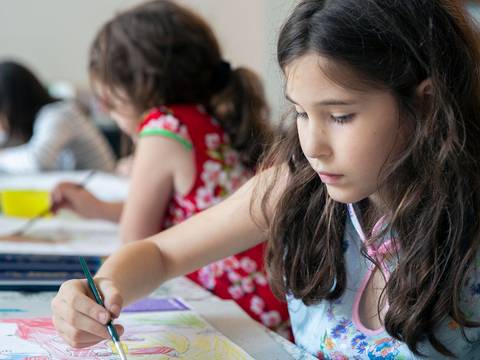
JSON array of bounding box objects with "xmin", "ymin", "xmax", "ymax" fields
[
  {"xmin": 285, "ymin": 54, "xmax": 359, "ymax": 104},
  {"xmin": 284, "ymin": 53, "xmax": 387, "ymax": 105}
]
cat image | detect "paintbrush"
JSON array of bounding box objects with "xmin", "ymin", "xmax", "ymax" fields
[{"xmin": 79, "ymin": 256, "xmax": 128, "ymax": 360}]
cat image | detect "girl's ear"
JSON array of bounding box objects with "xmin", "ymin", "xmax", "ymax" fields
[
  {"xmin": 415, "ymin": 78, "xmax": 433, "ymax": 99},
  {"xmin": 414, "ymin": 78, "xmax": 433, "ymax": 116}
]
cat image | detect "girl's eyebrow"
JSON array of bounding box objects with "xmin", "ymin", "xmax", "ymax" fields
[{"xmin": 285, "ymin": 93, "xmax": 356, "ymax": 106}]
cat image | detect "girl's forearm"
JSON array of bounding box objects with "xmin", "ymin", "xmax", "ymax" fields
[
  {"xmin": 96, "ymin": 201, "xmax": 124, "ymax": 222},
  {"xmin": 93, "ymin": 175, "xmax": 267, "ymax": 307},
  {"xmin": 95, "ymin": 240, "xmax": 165, "ymax": 305}
]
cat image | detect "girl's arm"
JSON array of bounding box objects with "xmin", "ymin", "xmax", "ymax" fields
[
  {"xmin": 51, "ymin": 133, "xmax": 186, "ymax": 225},
  {"xmin": 100, "ymin": 175, "xmax": 263, "ymax": 304},
  {"xmin": 118, "ymin": 134, "xmax": 191, "ymax": 243},
  {"xmin": 51, "ymin": 172, "xmax": 269, "ymax": 348}
]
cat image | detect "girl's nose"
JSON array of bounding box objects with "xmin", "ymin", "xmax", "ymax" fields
[{"xmin": 302, "ymin": 123, "xmax": 332, "ymax": 160}]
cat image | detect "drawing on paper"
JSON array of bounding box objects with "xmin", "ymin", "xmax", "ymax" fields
[{"xmin": 0, "ymin": 311, "xmax": 254, "ymax": 359}]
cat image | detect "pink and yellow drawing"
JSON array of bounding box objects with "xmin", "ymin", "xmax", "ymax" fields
[{"xmin": 0, "ymin": 311, "xmax": 253, "ymax": 360}]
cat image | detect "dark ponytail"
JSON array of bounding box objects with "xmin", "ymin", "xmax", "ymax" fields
[{"xmin": 210, "ymin": 66, "xmax": 271, "ymax": 169}]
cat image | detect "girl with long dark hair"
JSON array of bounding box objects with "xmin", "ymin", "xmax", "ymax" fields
[{"xmin": 51, "ymin": 0, "xmax": 480, "ymax": 357}]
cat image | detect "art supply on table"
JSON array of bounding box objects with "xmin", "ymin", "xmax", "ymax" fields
[
  {"xmin": 0, "ymin": 189, "xmax": 50, "ymax": 218},
  {"xmin": 0, "ymin": 254, "xmax": 102, "ymax": 291},
  {"xmin": 9, "ymin": 170, "xmax": 96, "ymax": 237},
  {"xmin": 9, "ymin": 206, "xmax": 52, "ymax": 237},
  {"xmin": 123, "ymin": 297, "xmax": 189, "ymax": 312},
  {"xmin": 0, "ymin": 308, "xmax": 25, "ymax": 313},
  {"xmin": 0, "ymin": 216, "xmax": 120, "ymax": 257},
  {"xmin": 79, "ymin": 256, "xmax": 127, "ymax": 360}
]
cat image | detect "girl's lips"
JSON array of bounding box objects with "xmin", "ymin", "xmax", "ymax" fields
[{"xmin": 318, "ymin": 172, "xmax": 343, "ymax": 184}]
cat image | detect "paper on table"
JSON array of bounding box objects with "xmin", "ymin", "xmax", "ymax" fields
[
  {"xmin": 0, "ymin": 311, "xmax": 255, "ymax": 359},
  {"xmin": 0, "ymin": 216, "xmax": 120, "ymax": 256},
  {"xmin": 0, "ymin": 171, "xmax": 129, "ymax": 202}
]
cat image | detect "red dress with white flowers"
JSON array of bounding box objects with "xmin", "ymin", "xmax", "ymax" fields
[{"xmin": 137, "ymin": 105, "xmax": 290, "ymax": 336}]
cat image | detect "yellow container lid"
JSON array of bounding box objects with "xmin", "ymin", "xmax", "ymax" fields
[{"xmin": 0, "ymin": 189, "xmax": 51, "ymax": 218}]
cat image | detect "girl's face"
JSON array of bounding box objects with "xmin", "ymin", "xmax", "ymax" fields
[
  {"xmin": 93, "ymin": 83, "xmax": 140, "ymax": 137},
  {"xmin": 285, "ymin": 53, "xmax": 407, "ymax": 205}
]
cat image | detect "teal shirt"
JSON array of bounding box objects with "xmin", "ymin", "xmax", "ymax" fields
[{"xmin": 287, "ymin": 204, "xmax": 480, "ymax": 359}]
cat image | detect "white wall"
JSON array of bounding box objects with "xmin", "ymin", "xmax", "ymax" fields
[{"xmin": 0, "ymin": 0, "xmax": 294, "ymax": 121}]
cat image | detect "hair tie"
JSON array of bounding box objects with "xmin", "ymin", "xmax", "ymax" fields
[{"xmin": 212, "ymin": 60, "xmax": 232, "ymax": 93}]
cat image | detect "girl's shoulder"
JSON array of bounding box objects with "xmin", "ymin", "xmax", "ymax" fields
[
  {"xmin": 138, "ymin": 105, "xmax": 214, "ymax": 131},
  {"xmin": 136, "ymin": 105, "xmax": 222, "ymax": 150},
  {"xmin": 136, "ymin": 106, "xmax": 193, "ymax": 150}
]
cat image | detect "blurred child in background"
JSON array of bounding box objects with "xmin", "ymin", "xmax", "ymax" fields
[
  {"xmin": 0, "ymin": 60, "xmax": 115, "ymax": 173},
  {"xmin": 52, "ymin": 0, "xmax": 290, "ymax": 335}
]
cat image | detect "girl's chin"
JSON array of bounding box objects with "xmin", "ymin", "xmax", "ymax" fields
[{"xmin": 325, "ymin": 187, "xmax": 366, "ymax": 204}]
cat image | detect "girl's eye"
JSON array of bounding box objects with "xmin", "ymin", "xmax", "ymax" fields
[
  {"xmin": 295, "ymin": 111, "xmax": 309, "ymax": 121},
  {"xmin": 331, "ymin": 114, "xmax": 354, "ymax": 124}
]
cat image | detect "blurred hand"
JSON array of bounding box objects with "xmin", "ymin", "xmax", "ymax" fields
[
  {"xmin": 51, "ymin": 278, "xmax": 124, "ymax": 348},
  {"xmin": 115, "ymin": 155, "xmax": 134, "ymax": 177},
  {"xmin": 51, "ymin": 182, "xmax": 103, "ymax": 219}
]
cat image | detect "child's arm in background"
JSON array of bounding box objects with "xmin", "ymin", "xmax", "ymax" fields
[
  {"xmin": 51, "ymin": 184, "xmax": 123, "ymax": 222},
  {"xmin": 118, "ymin": 135, "xmax": 192, "ymax": 243},
  {"xmin": 51, "ymin": 172, "xmax": 270, "ymax": 348},
  {"xmin": 51, "ymin": 134, "xmax": 188, "ymax": 230}
]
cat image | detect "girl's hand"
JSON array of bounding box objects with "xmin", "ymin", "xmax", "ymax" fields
[
  {"xmin": 51, "ymin": 278, "xmax": 124, "ymax": 348},
  {"xmin": 115, "ymin": 155, "xmax": 134, "ymax": 177},
  {"xmin": 51, "ymin": 182, "xmax": 103, "ymax": 219}
]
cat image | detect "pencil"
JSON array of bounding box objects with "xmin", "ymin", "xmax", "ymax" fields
[{"xmin": 79, "ymin": 256, "xmax": 127, "ymax": 360}]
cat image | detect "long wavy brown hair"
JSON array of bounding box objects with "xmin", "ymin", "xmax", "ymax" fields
[
  {"xmin": 89, "ymin": 0, "xmax": 271, "ymax": 168},
  {"xmin": 257, "ymin": 0, "xmax": 480, "ymax": 356}
]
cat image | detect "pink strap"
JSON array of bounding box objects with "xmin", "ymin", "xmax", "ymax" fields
[
  {"xmin": 347, "ymin": 203, "xmax": 396, "ymax": 259},
  {"xmin": 347, "ymin": 203, "xmax": 398, "ymax": 335}
]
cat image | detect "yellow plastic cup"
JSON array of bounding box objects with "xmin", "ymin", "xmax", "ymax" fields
[{"xmin": 0, "ymin": 189, "xmax": 51, "ymax": 218}]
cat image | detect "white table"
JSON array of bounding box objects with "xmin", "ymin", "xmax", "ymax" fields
[{"xmin": 0, "ymin": 171, "xmax": 316, "ymax": 360}]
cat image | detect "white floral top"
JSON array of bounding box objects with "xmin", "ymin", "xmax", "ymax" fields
[{"xmin": 288, "ymin": 203, "xmax": 480, "ymax": 359}]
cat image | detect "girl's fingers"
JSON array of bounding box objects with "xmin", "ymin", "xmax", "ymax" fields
[
  {"xmin": 52, "ymin": 297, "xmax": 111, "ymax": 339},
  {"xmin": 51, "ymin": 183, "xmax": 78, "ymax": 210},
  {"xmin": 53, "ymin": 280, "xmax": 111, "ymax": 325},
  {"xmin": 51, "ymin": 279, "xmax": 125, "ymax": 348},
  {"xmin": 54, "ymin": 315, "xmax": 125, "ymax": 349},
  {"xmin": 52, "ymin": 314, "xmax": 108, "ymax": 348},
  {"xmin": 96, "ymin": 278, "xmax": 123, "ymax": 318}
]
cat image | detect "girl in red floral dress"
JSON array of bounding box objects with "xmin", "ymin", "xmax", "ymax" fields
[{"xmin": 51, "ymin": 0, "xmax": 290, "ymax": 336}]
